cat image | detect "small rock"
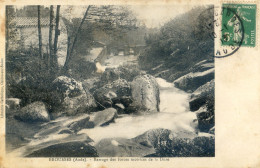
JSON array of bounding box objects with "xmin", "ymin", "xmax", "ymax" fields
[
  {"xmin": 58, "ymin": 129, "xmax": 73, "ymax": 134},
  {"xmin": 93, "ymin": 79, "xmax": 131, "ymax": 108},
  {"xmin": 114, "ymin": 103, "xmax": 125, "ymax": 110},
  {"xmin": 113, "ymin": 103, "xmax": 125, "ymax": 114},
  {"xmin": 6, "ymin": 98, "xmax": 21, "ymax": 109}
]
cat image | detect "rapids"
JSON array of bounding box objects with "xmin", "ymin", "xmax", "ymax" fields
[{"xmin": 8, "ymin": 78, "xmax": 197, "ymax": 157}]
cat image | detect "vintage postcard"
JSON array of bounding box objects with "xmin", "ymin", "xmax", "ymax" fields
[{"xmin": 0, "ymin": 0, "xmax": 259, "ymax": 167}]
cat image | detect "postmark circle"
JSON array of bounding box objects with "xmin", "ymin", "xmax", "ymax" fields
[{"xmin": 193, "ymin": 6, "xmax": 245, "ymax": 58}]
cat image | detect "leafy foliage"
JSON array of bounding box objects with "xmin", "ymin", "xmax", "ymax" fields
[
  {"xmin": 15, "ymin": 6, "xmax": 51, "ymax": 17},
  {"xmin": 6, "ymin": 49, "xmax": 62, "ymax": 110}
]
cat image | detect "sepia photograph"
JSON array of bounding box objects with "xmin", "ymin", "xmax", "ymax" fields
[
  {"xmin": 1, "ymin": 0, "xmax": 260, "ymax": 167},
  {"xmin": 4, "ymin": 4, "xmax": 217, "ymax": 157},
  {"xmin": 0, "ymin": 0, "xmax": 260, "ymax": 167}
]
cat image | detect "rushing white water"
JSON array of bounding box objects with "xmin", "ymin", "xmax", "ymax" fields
[
  {"xmin": 8, "ymin": 78, "xmax": 197, "ymax": 157},
  {"xmin": 79, "ymin": 78, "xmax": 197, "ymax": 143}
]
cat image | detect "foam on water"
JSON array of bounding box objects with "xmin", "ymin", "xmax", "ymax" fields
[
  {"xmin": 9, "ymin": 78, "xmax": 197, "ymax": 156},
  {"xmin": 79, "ymin": 78, "xmax": 196, "ymax": 143}
]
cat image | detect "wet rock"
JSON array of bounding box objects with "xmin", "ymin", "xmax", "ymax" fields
[
  {"xmin": 174, "ymin": 68, "xmax": 214, "ymax": 92},
  {"xmin": 52, "ymin": 76, "xmax": 97, "ymax": 115},
  {"xmin": 68, "ymin": 116, "xmax": 95, "ymax": 132},
  {"xmin": 26, "ymin": 141, "xmax": 98, "ymax": 157},
  {"xmin": 93, "ymin": 79, "xmax": 132, "ymax": 108},
  {"xmin": 21, "ymin": 132, "xmax": 93, "ymax": 157},
  {"xmin": 35, "ymin": 114, "xmax": 92, "ymax": 138},
  {"xmin": 15, "ymin": 101, "xmax": 50, "ymax": 122},
  {"xmin": 195, "ymin": 105, "xmax": 214, "ymax": 133},
  {"xmin": 35, "ymin": 125, "xmax": 62, "ymax": 137},
  {"xmin": 91, "ymin": 108, "xmax": 117, "ymax": 126},
  {"xmin": 6, "ymin": 98, "xmax": 21, "ymax": 109},
  {"xmin": 189, "ymin": 79, "xmax": 214, "ymax": 111},
  {"xmin": 95, "ymin": 138, "xmax": 155, "ymax": 157},
  {"xmin": 130, "ymin": 74, "xmax": 160, "ymax": 112},
  {"xmin": 58, "ymin": 129, "xmax": 73, "ymax": 134}
]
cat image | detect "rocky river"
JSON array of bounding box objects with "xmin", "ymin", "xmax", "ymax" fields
[{"xmin": 6, "ymin": 56, "xmax": 215, "ymax": 157}]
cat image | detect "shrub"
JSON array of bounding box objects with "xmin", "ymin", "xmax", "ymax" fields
[{"xmin": 6, "ymin": 48, "xmax": 61, "ymax": 111}]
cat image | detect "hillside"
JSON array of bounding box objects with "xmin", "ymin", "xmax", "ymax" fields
[{"xmin": 138, "ymin": 6, "xmax": 214, "ymax": 82}]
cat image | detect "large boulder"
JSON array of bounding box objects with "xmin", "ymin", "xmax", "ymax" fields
[
  {"xmin": 133, "ymin": 128, "xmax": 173, "ymax": 148},
  {"xmin": 52, "ymin": 76, "xmax": 97, "ymax": 115},
  {"xmin": 20, "ymin": 129, "xmax": 94, "ymax": 157},
  {"xmin": 93, "ymin": 79, "xmax": 132, "ymax": 109},
  {"xmin": 174, "ymin": 68, "xmax": 214, "ymax": 92},
  {"xmin": 135, "ymin": 129, "xmax": 215, "ymax": 157},
  {"xmin": 130, "ymin": 74, "xmax": 160, "ymax": 113},
  {"xmin": 91, "ymin": 108, "xmax": 118, "ymax": 126},
  {"xmin": 26, "ymin": 141, "xmax": 98, "ymax": 157},
  {"xmin": 15, "ymin": 101, "xmax": 50, "ymax": 122},
  {"xmin": 151, "ymin": 134, "xmax": 215, "ymax": 157},
  {"xmin": 100, "ymin": 65, "xmax": 145, "ymax": 84}
]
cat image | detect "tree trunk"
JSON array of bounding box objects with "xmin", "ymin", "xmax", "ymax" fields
[
  {"xmin": 63, "ymin": 5, "xmax": 91, "ymax": 71},
  {"xmin": 48, "ymin": 5, "xmax": 54, "ymax": 68},
  {"xmin": 53, "ymin": 5, "xmax": 60, "ymax": 68},
  {"xmin": 37, "ymin": 5, "xmax": 43, "ymax": 59}
]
